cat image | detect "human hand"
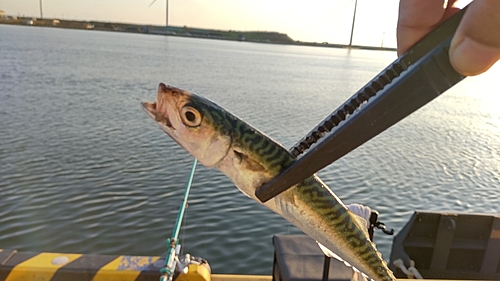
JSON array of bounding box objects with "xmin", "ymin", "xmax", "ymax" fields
[{"xmin": 397, "ymin": 0, "xmax": 500, "ymax": 76}]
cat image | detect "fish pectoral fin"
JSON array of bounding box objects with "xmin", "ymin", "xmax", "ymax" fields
[{"xmin": 233, "ymin": 148, "xmax": 266, "ymax": 172}]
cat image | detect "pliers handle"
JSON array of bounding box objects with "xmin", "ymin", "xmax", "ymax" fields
[{"xmin": 256, "ymin": 6, "xmax": 468, "ymax": 202}]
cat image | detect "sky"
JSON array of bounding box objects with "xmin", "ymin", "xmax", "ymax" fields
[{"xmin": 0, "ymin": 0, "xmax": 402, "ymax": 47}]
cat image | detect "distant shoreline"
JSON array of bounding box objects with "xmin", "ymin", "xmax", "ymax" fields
[{"xmin": 0, "ymin": 16, "xmax": 396, "ymax": 52}]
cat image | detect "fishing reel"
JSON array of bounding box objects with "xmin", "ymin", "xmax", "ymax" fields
[{"xmin": 173, "ymin": 253, "xmax": 211, "ymax": 281}]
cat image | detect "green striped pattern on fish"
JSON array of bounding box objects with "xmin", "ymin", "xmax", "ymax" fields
[
  {"xmin": 209, "ymin": 98, "xmax": 387, "ymax": 278},
  {"xmin": 233, "ymin": 117, "xmax": 292, "ymax": 172},
  {"xmin": 198, "ymin": 95, "xmax": 293, "ymax": 173},
  {"xmin": 141, "ymin": 83, "xmax": 395, "ymax": 281},
  {"xmin": 296, "ymin": 175, "xmax": 390, "ymax": 279}
]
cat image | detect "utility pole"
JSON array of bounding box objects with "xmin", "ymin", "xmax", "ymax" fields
[
  {"xmin": 165, "ymin": 0, "xmax": 168, "ymax": 27},
  {"xmin": 349, "ymin": 0, "xmax": 357, "ymax": 46},
  {"xmin": 166, "ymin": 0, "xmax": 169, "ymax": 26},
  {"xmin": 39, "ymin": 0, "xmax": 43, "ymax": 18},
  {"xmin": 149, "ymin": 0, "xmax": 169, "ymax": 27}
]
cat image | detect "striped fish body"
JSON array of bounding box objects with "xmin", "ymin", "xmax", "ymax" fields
[{"xmin": 142, "ymin": 83, "xmax": 395, "ymax": 281}]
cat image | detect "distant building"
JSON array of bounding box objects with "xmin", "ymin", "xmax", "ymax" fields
[
  {"xmin": 0, "ymin": 10, "xmax": 6, "ymax": 18},
  {"xmin": 148, "ymin": 28, "xmax": 176, "ymax": 35},
  {"xmin": 53, "ymin": 19, "xmax": 60, "ymax": 25}
]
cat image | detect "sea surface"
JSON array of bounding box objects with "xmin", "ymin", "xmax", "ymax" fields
[{"xmin": 1, "ymin": 24, "xmax": 499, "ymax": 275}]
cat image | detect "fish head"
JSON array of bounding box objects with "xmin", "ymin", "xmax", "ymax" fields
[{"xmin": 141, "ymin": 83, "xmax": 232, "ymax": 167}]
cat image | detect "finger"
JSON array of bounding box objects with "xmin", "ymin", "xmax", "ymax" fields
[
  {"xmin": 449, "ymin": 0, "xmax": 500, "ymax": 76},
  {"xmin": 397, "ymin": 0, "xmax": 446, "ymax": 56}
]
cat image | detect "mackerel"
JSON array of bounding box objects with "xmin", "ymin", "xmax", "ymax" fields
[{"xmin": 142, "ymin": 83, "xmax": 395, "ymax": 281}]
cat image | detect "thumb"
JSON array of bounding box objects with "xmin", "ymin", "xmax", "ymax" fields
[{"xmin": 449, "ymin": 0, "xmax": 500, "ymax": 76}]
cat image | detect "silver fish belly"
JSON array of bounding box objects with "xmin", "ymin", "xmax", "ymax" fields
[{"xmin": 142, "ymin": 83, "xmax": 395, "ymax": 281}]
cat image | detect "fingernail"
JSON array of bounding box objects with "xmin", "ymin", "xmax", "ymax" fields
[{"xmin": 450, "ymin": 37, "xmax": 500, "ymax": 76}]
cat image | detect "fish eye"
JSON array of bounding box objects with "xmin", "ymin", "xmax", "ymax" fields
[{"xmin": 180, "ymin": 106, "xmax": 202, "ymax": 127}]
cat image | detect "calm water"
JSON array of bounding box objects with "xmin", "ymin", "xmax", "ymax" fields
[{"xmin": 1, "ymin": 24, "xmax": 499, "ymax": 274}]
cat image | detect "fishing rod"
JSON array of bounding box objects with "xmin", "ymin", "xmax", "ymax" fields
[{"xmin": 159, "ymin": 158, "xmax": 198, "ymax": 281}]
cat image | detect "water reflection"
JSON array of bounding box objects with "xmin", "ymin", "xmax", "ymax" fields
[{"xmin": 0, "ymin": 24, "xmax": 498, "ymax": 275}]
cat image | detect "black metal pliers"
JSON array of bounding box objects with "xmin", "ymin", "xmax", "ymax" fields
[{"xmin": 256, "ymin": 6, "xmax": 468, "ymax": 202}]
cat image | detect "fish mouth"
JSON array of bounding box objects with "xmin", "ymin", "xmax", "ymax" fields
[
  {"xmin": 141, "ymin": 102, "xmax": 174, "ymax": 129},
  {"xmin": 141, "ymin": 83, "xmax": 174, "ymax": 129}
]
